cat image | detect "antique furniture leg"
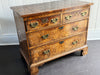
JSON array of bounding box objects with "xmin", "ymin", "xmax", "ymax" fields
[
  {"xmin": 81, "ymin": 48, "xmax": 88, "ymax": 56},
  {"xmin": 30, "ymin": 66, "xmax": 39, "ymax": 75}
]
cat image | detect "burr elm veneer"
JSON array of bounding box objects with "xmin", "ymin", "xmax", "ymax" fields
[{"xmin": 11, "ymin": 0, "xmax": 93, "ymax": 75}]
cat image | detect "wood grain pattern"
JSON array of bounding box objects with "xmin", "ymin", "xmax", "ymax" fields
[
  {"xmin": 27, "ymin": 20, "xmax": 88, "ymax": 48},
  {"xmin": 13, "ymin": 12, "xmax": 31, "ymax": 65},
  {"xmin": 30, "ymin": 66, "xmax": 39, "ymax": 75},
  {"xmin": 63, "ymin": 8, "xmax": 89, "ymax": 24},
  {"xmin": 63, "ymin": 5, "xmax": 90, "ymax": 13},
  {"xmin": 30, "ymin": 32, "xmax": 87, "ymax": 63},
  {"xmin": 26, "ymin": 14, "xmax": 61, "ymax": 31},
  {"xmin": 11, "ymin": 0, "xmax": 93, "ymax": 17},
  {"xmin": 30, "ymin": 45, "xmax": 88, "ymax": 67},
  {"xmin": 81, "ymin": 47, "xmax": 88, "ymax": 56},
  {"xmin": 11, "ymin": 0, "xmax": 93, "ymax": 75},
  {"xmin": 25, "ymin": 7, "xmax": 89, "ymax": 33}
]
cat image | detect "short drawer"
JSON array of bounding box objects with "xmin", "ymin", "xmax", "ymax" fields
[
  {"xmin": 63, "ymin": 8, "xmax": 89, "ymax": 24},
  {"xmin": 27, "ymin": 19, "xmax": 88, "ymax": 48},
  {"xmin": 25, "ymin": 14, "xmax": 61, "ymax": 31},
  {"xmin": 30, "ymin": 32, "xmax": 87, "ymax": 63}
]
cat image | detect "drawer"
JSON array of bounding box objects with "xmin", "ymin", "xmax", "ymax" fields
[
  {"xmin": 30, "ymin": 32, "xmax": 87, "ymax": 63},
  {"xmin": 27, "ymin": 19, "xmax": 88, "ymax": 48},
  {"xmin": 63, "ymin": 8, "xmax": 89, "ymax": 24},
  {"xmin": 25, "ymin": 14, "xmax": 61, "ymax": 31}
]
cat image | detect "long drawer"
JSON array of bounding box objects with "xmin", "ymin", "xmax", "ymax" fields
[
  {"xmin": 27, "ymin": 19, "xmax": 88, "ymax": 48},
  {"xmin": 30, "ymin": 32, "xmax": 87, "ymax": 63}
]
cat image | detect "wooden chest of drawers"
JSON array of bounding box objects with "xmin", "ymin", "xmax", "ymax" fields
[{"xmin": 11, "ymin": 0, "xmax": 93, "ymax": 75}]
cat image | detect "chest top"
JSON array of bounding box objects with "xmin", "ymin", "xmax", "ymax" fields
[{"xmin": 11, "ymin": 0, "xmax": 93, "ymax": 17}]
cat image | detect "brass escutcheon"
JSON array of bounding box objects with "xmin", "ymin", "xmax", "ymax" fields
[
  {"xmin": 41, "ymin": 18, "xmax": 48, "ymax": 23},
  {"xmin": 59, "ymin": 26, "xmax": 64, "ymax": 30},
  {"xmin": 59, "ymin": 41, "xmax": 64, "ymax": 44}
]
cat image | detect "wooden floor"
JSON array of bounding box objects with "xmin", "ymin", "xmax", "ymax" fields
[{"xmin": 0, "ymin": 40, "xmax": 100, "ymax": 75}]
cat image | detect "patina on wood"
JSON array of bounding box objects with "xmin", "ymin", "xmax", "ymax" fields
[{"xmin": 11, "ymin": 0, "xmax": 93, "ymax": 75}]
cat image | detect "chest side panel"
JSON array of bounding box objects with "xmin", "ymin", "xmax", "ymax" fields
[{"xmin": 13, "ymin": 12, "xmax": 30, "ymax": 65}]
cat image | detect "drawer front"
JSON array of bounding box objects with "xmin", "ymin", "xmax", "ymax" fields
[
  {"xmin": 30, "ymin": 32, "xmax": 87, "ymax": 63},
  {"xmin": 63, "ymin": 8, "xmax": 89, "ymax": 24},
  {"xmin": 27, "ymin": 20, "xmax": 88, "ymax": 48},
  {"xmin": 26, "ymin": 14, "xmax": 61, "ymax": 31}
]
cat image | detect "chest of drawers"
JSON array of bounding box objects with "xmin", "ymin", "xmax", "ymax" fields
[{"xmin": 11, "ymin": 0, "xmax": 93, "ymax": 75}]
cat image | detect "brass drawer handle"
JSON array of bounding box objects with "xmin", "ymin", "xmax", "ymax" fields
[
  {"xmin": 59, "ymin": 41, "xmax": 64, "ymax": 44},
  {"xmin": 30, "ymin": 22, "xmax": 38, "ymax": 28},
  {"xmin": 59, "ymin": 26, "xmax": 64, "ymax": 30},
  {"xmin": 41, "ymin": 18, "xmax": 48, "ymax": 23},
  {"xmin": 65, "ymin": 15, "xmax": 72, "ymax": 20},
  {"xmin": 81, "ymin": 12, "xmax": 87, "ymax": 16},
  {"xmin": 72, "ymin": 26, "xmax": 79, "ymax": 31},
  {"xmin": 42, "ymin": 34, "xmax": 49, "ymax": 39},
  {"xmin": 51, "ymin": 18, "xmax": 58, "ymax": 23},
  {"xmin": 72, "ymin": 41, "xmax": 78, "ymax": 45},
  {"xmin": 43, "ymin": 49, "xmax": 50, "ymax": 55}
]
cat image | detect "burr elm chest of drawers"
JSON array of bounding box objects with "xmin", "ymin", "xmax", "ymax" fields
[{"xmin": 11, "ymin": 0, "xmax": 93, "ymax": 75}]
